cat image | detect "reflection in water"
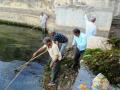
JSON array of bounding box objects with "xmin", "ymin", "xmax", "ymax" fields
[{"xmin": 0, "ymin": 60, "xmax": 45, "ymax": 90}]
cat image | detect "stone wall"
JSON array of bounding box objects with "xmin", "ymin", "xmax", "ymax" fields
[
  {"xmin": 0, "ymin": 0, "xmax": 120, "ymax": 16},
  {"xmin": 0, "ymin": 0, "xmax": 53, "ymax": 13},
  {"xmin": 0, "ymin": 12, "xmax": 39, "ymax": 26},
  {"xmin": 77, "ymin": 0, "xmax": 120, "ymax": 16},
  {"xmin": 55, "ymin": 6, "xmax": 113, "ymax": 32},
  {"xmin": 0, "ymin": 0, "xmax": 43, "ymax": 9}
]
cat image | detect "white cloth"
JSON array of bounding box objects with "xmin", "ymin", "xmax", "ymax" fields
[
  {"xmin": 92, "ymin": 73, "xmax": 109, "ymax": 90},
  {"xmin": 39, "ymin": 14, "xmax": 48, "ymax": 28},
  {"xmin": 43, "ymin": 42, "xmax": 62, "ymax": 61},
  {"xmin": 85, "ymin": 14, "xmax": 97, "ymax": 38}
]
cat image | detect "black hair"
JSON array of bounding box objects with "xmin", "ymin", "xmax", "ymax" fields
[{"xmin": 73, "ymin": 28, "xmax": 80, "ymax": 34}]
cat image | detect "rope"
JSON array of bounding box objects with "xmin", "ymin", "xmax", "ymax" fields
[{"xmin": 4, "ymin": 50, "xmax": 47, "ymax": 90}]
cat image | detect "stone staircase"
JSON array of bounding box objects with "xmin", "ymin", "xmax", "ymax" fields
[{"xmin": 109, "ymin": 16, "xmax": 120, "ymax": 37}]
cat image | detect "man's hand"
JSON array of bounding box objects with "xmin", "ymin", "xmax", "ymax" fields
[
  {"xmin": 50, "ymin": 60, "xmax": 57, "ymax": 69},
  {"xmin": 68, "ymin": 46, "xmax": 74, "ymax": 50},
  {"xmin": 32, "ymin": 45, "xmax": 46, "ymax": 58},
  {"xmin": 32, "ymin": 52, "xmax": 37, "ymax": 58},
  {"xmin": 50, "ymin": 62, "xmax": 54, "ymax": 69}
]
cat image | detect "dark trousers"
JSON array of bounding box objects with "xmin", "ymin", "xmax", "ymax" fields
[
  {"xmin": 73, "ymin": 47, "xmax": 84, "ymax": 72},
  {"xmin": 51, "ymin": 61, "xmax": 61, "ymax": 83}
]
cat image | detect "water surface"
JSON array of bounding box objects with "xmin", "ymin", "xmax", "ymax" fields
[
  {"xmin": 0, "ymin": 24, "xmax": 46, "ymax": 90},
  {"xmin": 0, "ymin": 60, "xmax": 45, "ymax": 90}
]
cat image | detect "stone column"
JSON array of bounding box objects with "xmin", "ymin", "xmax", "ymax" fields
[{"xmin": 113, "ymin": 0, "xmax": 120, "ymax": 16}]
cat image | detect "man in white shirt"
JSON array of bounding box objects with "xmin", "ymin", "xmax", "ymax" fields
[
  {"xmin": 39, "ymin": 12, "xmax": 48, "ymax": 36},
  {"xmin": 84, "ymin": 14, "xmax": 97, "ymax": 37},
  {"xmin": 32, "ymin": 37, "xmax": 62, "ymax": 86},
  {"xmin": 70, "ymin": 28, "xmax": 87, "ymax": 72}
]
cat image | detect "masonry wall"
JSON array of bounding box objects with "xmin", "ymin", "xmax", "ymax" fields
[
  {"xmin": 0, "ymin": 0, "xmax": 120, "ymax": 16},
  {"xmin": 55, "ymin": 6, "xmax": 113, "ymax": 32},
  {"xmin": 76, "ymin": 0, "xmax": 120, "ymax": 16}
]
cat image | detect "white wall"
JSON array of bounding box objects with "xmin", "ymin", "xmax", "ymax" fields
[
  {"xmin": 0, "ymin": 12, "xmax": 39, "ymax": 26},
  {"xmin": 55, "ymin": 6, "xmax": 113, "ymax": 32},
  {"xmin": 0, "ymin": 0, "xmax": 120, "ymax": 16}
]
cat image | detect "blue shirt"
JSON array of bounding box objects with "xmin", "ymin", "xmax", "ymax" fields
[
  {"xmin": 52, "ymin": 32, "xmax": 68, "ymax": 43},
  {"xmin": 72, "ymin": 33, "xmax": 87, "ymax": 51}
]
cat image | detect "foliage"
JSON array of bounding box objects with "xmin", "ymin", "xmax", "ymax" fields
[
  {"xmin": 83, "ymin": 49, "xmax": 120, "ymax": 85},
  {"xmin": 108, "ymin": 36, "xmax": 120, "ymax": 48}
]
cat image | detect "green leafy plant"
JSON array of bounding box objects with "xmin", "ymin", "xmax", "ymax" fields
[
  {"xmin": 83, "ymin": 49, "xmax": 120, "ymax": 85},
  {"xmin": 108, "ymin": 36, "xmax": 120, "ymax": 48}
]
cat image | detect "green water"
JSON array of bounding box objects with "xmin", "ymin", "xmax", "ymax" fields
[
  {"xmin": 0, "ymin": 24, "xmax": 48, "ymax": 90},
  {"xmin": 0, "ymin": 24, "xmax": 44, "ymax": 61}
]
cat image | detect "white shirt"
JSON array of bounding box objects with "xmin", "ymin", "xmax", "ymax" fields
[
  {"xmin": 85, "ymin": 14, "xmax": 97, "ymax": 38},
  {"xmin": 43, "ymin": 42, "xmax": 62, "ymax": 62},
  {"xmin": 39, "ymin": 14, "xmax": 48, "ymax": 28},
  {"xmin": 72, "ymin": 33, "xmax": 87, "ymax": 51}
]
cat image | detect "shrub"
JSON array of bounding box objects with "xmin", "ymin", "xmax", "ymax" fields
[
  {"xmin": 108, "ymin": 36, "xmax": 120, "ymax": 48},
  {"xmin": 83, "ymin": 49, "xmax": 120, "ymax": 85}
]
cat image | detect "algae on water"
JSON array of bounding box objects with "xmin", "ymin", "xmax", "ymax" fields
[{"xmin": 0, "ymin": 24, "xmax": 43, "ymax": 61}]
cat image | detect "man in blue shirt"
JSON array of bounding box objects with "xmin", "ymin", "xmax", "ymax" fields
[
  {"xmin": 70, "ymin": 28, "xmax": 87, "ymax": 71},
  {"xmin": 50, "ymin": 31, "xmax": 68, "ymax": 57}
]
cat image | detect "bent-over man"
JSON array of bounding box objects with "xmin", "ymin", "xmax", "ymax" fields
[
  {"xmin": 32, "ymin": 37, "xmax": 62, "ymax": 86},
  {"xmin": 50, "ymin": 31, "xmax": 68, "ymax": 57}
]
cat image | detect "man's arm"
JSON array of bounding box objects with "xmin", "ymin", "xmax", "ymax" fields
[
  {"xmin": 80, "ymin": 34, "xmax": 87, "ymax": 48},
  {"xmin": 84, "ymin": 14, "xmax": 89, "ymax": 22},
  {"xmin": 52, "ymin": 44, "xmax": 60, "ymax": 62},
  {"xmin": 53, "ymin": 36, "xmax": 59, "ymax": 46},
  {"xmin": 92, "ymin": 29, "xmax": 97, "ymax": 36},
  {"xmin": 39, "ymin": 15, "xmax": 42, "ymax": 22},
  {"xmin": 50, "ymin": 61, "xmax": 54, "ymax": 68},
  {"xmin": 69, "ymin": 36, "xmax": 76, "ymax": 49},
  {"xmin": 50, "ymin": 55, "xmax": 59, "ymax": 68},
  {"xmin": 54, "ymin": 41, "xmax": 59, "ymax": 46},
  {"xmin": 32, "ymin": 45, "xmax": 47, "ymax": 58}
]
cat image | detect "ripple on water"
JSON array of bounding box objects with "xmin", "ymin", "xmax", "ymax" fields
[{"xmin": 0, "ymin": 60, "xmax": 45, "ymax": 90}]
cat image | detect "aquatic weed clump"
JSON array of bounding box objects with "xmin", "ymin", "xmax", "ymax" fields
[
  {"xmin": 107, "ymin": 36, "xmax": 120, "ymax": 48},
  {"xmin": 83, "ymin": 48, "xmax": 120, "ymax": 85}
]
